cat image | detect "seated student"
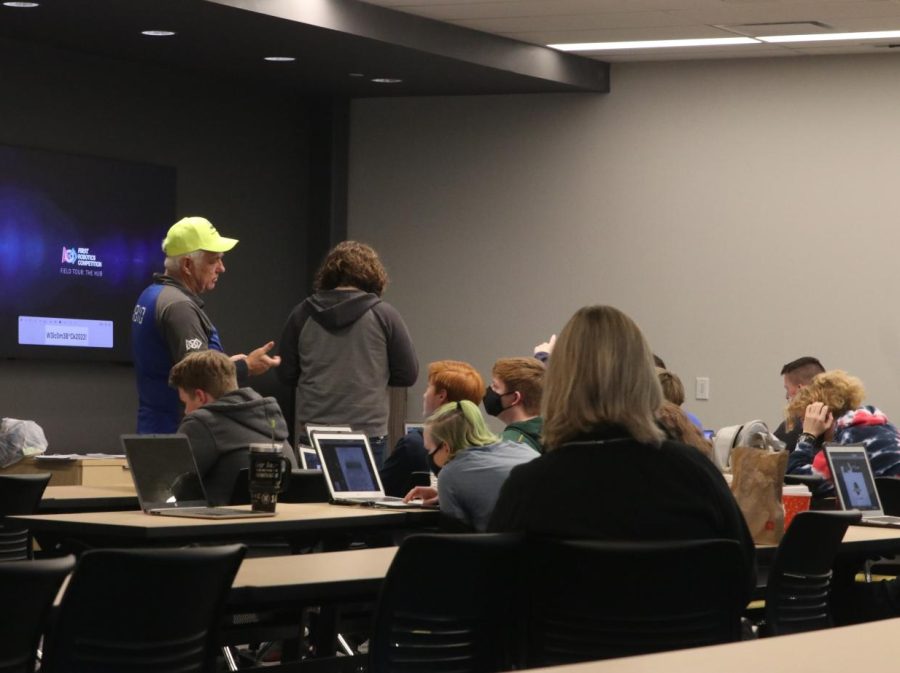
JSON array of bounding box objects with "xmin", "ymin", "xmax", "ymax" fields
[
  {"xmin": 657, "ymin": 368, "xmax": 703, "ymax": 431},
  {"xmin": 168, "ymin": 350, "xmax": 296, "ymax": 505},
  {"xmin": 404, "ymin": 400, "xmax": 537, "ymax": 532},
  {"xmin": 656, "ymin": 400, "xmax": 714, "ymax": 463},
  {"xmin": 487, "ymin": 305, "xmax": 754, "ymax": 596},
  {"xmin": 786, "ymin": 369, "xmax": 900, "ymax": 486},
  {"xmin": 380, "ymin": 360, "xmax": 484, "ymax": 497},
  {"xmin": 775, "ymin": 356, "xmax": 826, "ymax": 452},
  {"xmin": 484, "ymin": 357, "xmax": 544, "ymax": 453}
]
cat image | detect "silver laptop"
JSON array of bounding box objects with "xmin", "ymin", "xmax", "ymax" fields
[
  {"xmin": 121, "ymin": 434, "xmax": 275, "ymax": 519},
  {"xmin": 300, "ymin": 425, "xmax": 353, "ymax": 470},
  {"xmin": 311, "ymin": 432, "xmax": 424, "ymax": 508},
  {"xmin": 825, "ymin": 444, "xmax": 900, "ymax": 527}
]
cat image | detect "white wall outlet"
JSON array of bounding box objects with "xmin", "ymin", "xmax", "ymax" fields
[{"xmin": 695, "ymin": 377, "xmax": 710, "ymax": 400}]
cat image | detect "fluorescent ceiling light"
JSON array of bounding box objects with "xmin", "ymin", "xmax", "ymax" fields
[
  {"xmin": 758, "ymin": 30, "xmax": 900, "ymax": 43},
  {"xmin": 548, "ymin": 37, "xmax": 759, "ymax": 51}
]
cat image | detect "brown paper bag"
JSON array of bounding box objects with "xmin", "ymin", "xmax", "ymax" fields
[{"xmin": 730, "ymin": 445, "xmax": 788, "ymax": 545}]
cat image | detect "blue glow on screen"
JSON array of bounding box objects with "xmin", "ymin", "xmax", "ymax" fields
[{"xmin": 0, "ymin": 145, "xmax": 175, "ymax": 361}]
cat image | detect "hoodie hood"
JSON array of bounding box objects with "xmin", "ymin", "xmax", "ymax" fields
[
  {"xmin": 200, "ymin": 388, "xmax": 288, "ymax": 440},
  {"xmin": 304, "ymin": 289, "xmax": 381, "ymax": 329}
]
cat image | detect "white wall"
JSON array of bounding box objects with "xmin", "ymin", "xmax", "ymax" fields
[{"xmin": 348, "ymin": 53, "xmax": 900, "ymax": 432}]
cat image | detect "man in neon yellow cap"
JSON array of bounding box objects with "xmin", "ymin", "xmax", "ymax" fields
[{"xmin": 131, "ymin": 216, "xmax": 280, "ymax": 434}]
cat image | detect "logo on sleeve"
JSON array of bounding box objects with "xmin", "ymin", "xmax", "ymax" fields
[{"xmin": 185, "ymin": 338, "xmax": 203, "ymax": 351}]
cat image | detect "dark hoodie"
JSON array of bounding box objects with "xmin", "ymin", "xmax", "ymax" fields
[
  {"xmin": 278, "ymin": 289, "xmax": 418, "ymax": 438},
  {"xmin": 177, "ymin": 387, "xmax": 295, "ymax": 505}
]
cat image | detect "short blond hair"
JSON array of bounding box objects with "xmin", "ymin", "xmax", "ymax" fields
[
  {"xmin": 542, "ymin": 305, "xmax": 664, "ymax": 449},
  {"xmin": 785, "ymin": 370, "xmax": 866, "ymax": 430},
  {"xmin": 169, "ymin": 350, "xmax": 237, "ymax": 399}
]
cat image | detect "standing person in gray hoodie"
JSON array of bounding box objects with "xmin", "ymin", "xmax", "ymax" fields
[
  {"xmin": 278, "ymin": 241, "xmax": 418, "ymax": 468},
  {"xmin": 169, "ymin": 350, "xmax": 296, "ymax": 505}
]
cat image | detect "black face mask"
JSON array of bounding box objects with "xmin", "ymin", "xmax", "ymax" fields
[
  {"xmin": 427, "ymin": 448, "xmax": 442, "ymax": 476},
  {"xmin": 483, "ymin": 386, "xmax": 514, "ymax": 418}
]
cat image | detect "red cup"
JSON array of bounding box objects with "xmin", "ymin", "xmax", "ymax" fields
[{"xmin": 783, "ymin": 485, "xmax": 812, "ymax": 529}]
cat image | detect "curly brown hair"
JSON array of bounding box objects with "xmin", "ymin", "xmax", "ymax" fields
[
  {"xmin": 785, "ymin": 370, "xmax": 866, "ymax": 430},
  {"xmin": 314, "ymin": 241, "xmax": 388, "ymax": 296}
]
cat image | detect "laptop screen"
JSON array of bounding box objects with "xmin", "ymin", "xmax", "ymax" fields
[
  {"xmin": 313, "ymin": 433, "xmax": 384, "ymax": 498},
  {"xmin": 827, "ymin": 446, "xmax": 881, "ymax": 512},
  {"xmin": 299, "ymin": 447, "xmax": 322, "ymax": 471},
  {"xmin": 121, "ymin": 434, "xmax": 207, "ymax": 509}
]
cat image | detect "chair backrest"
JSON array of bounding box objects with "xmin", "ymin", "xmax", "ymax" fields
[
  {"xmin": 0, "ymin": 473, "xmax": 51, "ymax": 562},
  {"xmin": 763, "ymin": 510, "xmax": 861, "ymax": 636},
  {"xmin": 43, "ymin": 544, "xmax": 246, "ymax": 673},
  {"xmin": 875, "ymin": 477, "xmax": 900, "ymax": 516},
  {"xmin": 370, "ymin": 533, "xmax": 522, "ymax": 673},
  {"xmin": 229, "ymin": 468, "xmax": 328, "ymax": 505},
  {"xmin": 0, "ymin": 555, "xmax": 74, "ymax": 673},
  {"xmin": 523, "ymin": 538, "xmax": 747, "ymax": 667}
]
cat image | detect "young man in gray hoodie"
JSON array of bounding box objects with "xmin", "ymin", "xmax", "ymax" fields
[
  {"xmin": 278, "ymin": 241, "xmax": 418, "ymax": 468},
  {"xmin": 169, "ymin": 350, "xmax": 296, "ymax": 505}
]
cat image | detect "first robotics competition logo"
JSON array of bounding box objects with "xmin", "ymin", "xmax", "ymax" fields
[{"xmin": 60, "ymin": 246, "xmax": 104, "ymax": 276}]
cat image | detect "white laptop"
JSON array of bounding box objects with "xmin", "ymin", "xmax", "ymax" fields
[
  {"xmin": 824, "ymin": 444, "xmax": 900, "ymax": 527},
  {"xmin": 311, "ymin": 432, "xmax": 425, "ymax": 508},
  {"xmin": 300, "ymin": 425, "xmax": 353, "ymax": 470},
  {"xmin": 121, "ymin": 434, "xmax": 274, "ymax": 519}
]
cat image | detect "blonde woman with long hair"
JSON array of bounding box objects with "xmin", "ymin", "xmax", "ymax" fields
[
  {"xmin": 404, "ymin": 399, "xmax": 537, "ymax": 531},
  {"xmin": 487, "ymin": 305, "xmax": 754, "ymax": 594}
]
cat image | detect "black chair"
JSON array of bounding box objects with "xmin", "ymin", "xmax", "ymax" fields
[
  {"xmin": 0, "ymin": 555, "xmax": 74, "ymax": 673},
  {"xmin": 229, "ymin": 468, "xmax": 328, "ymax": 505},
  {"xmin": 0, "ymin": 473, "xmax": 51, "ymax": 561},
  {"xmin": 761, "ymin": 510, "xmax": 861, "ymax": 636},
  {"xmin": 875, "ymin": 477, "xmax": 900, "ymax": 515},
  {"xmin": 369, "ymin": 533, "xmax": 522, "ymax": 673},
  {"xmin": 523, "ymin": 538, "xmax": 748, "ymax": 667},
  {"xmin": 42, "ymin": 544, "xmax": 246, "ymax": 673}
]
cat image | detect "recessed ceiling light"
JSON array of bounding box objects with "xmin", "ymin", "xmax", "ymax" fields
[
  {"xmin": 263, "ymin": 56, "xmax": 296, "ymax": 62},
  {"xmin": 3, "ymin": 1, "xmax": 40, "ymax": 7},
  {"xmin": 757, "ymin": 30, "xmax": 900, "ymax": 43},
  {"xmin": 349, "ymin": 73, "xmax": 365, "ymax": 78},
  {"xmin": 371, "ymin": 78, "xmax": 403, "ymax": 84},
  {"xmin": 548, "ymin": 37, "xmax": 759, "ymax": 51},
  {"xmin": 141, "ymin": 30, "xmax": 176, "ymax": 37}
]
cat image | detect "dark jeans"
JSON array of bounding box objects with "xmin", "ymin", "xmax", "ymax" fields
[{"xmin": 369, "ymin": 435, "xmax": 387, "ymax": 470}]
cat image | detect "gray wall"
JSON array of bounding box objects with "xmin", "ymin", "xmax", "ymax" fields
[
  {"xmin": 0, "ymin": 40, "xmax": 310, "ymax": 452},
  {"xmin": 348, "ymin": 53, "xmax": 900, "ymax": 433}
]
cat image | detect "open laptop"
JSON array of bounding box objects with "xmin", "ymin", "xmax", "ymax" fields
[
  {"xmin": 121, "ymin": 434, "xmax": 275, "ymax": 519},
  {"xmin": 300, "ymin": 425, "xmax": 353, "ymax": 470},
  {"xmin": 311, "ymin": 432, "xmax": 425, "ymax": 508},
  {"xmin": 824, "ymin": 444, "xmax": 900, "ymax": 527}
]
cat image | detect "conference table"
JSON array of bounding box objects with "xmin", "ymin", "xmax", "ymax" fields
[
  {"xmin": 38, "ymin": 485, "xmax": 139, "ymax": 513},
  {"xmin": 229, "ymin": 545, "xmax": 397, "ymax": 608},
  {"xmin": 526, "ymin": 614, "xmax": 900, "ymax": 673},
  {"xmin": 11, "ymin": 502, "xmax": 439, "ymax": 549},
  {"xmin": 225, "ymin": 546, "xmax": 400, "ymax": 665}
]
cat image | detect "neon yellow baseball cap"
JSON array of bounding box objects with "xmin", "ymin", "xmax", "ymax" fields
[{"xmin": 161, "ymin": 217, "xmax": 238, "ymax": 256}]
